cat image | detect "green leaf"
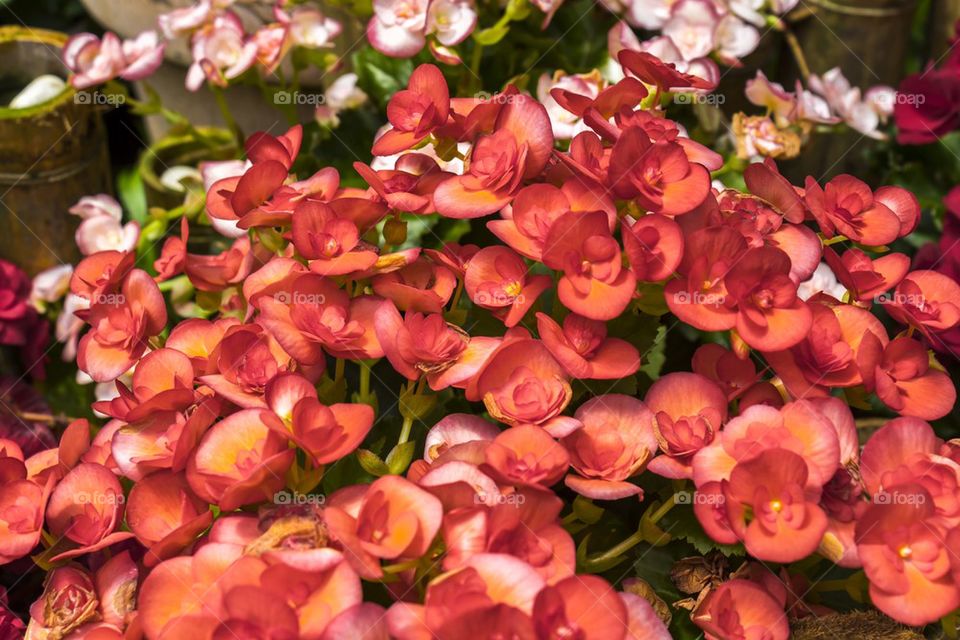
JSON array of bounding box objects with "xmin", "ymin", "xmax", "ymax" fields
[
  {"xmin": 473, "ymin": 24, "xmax": 510, "ymax": 46},
  {"xmin": 386, "ymin": 441, "xmax": 417, "ymax": 475},
  {"xmin": 664, "ymin": 506, "xmax": 744, "ymax": 557},
  {"xmin": 572, "ymin": 495, "xmax": 604, "ymax": 524},
  {"xmin": 117, "ymin": 167, "xmax": 148, "ymax": 224},
  {"xmin": 357, "ymin": 448, "xmax": 391, "ymax": 477},
  {"xmin": 399, "ymin": 387, "xmax": 437, "ymax": 422},
  {"xmin": 352, "ymin": 48, "xmax": 415, "ymax": 108}
]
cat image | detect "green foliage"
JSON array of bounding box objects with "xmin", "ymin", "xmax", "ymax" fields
[{"xmin": 352, "ymin": 48, "xmax": 416, "ymax": 109}]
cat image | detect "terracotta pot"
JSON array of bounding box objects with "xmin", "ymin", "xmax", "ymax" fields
[
  {"xmin": 80, "ymin": 0, "xmax": 364, "ymax": 140},
  {"xmin": 0, "ymin": 27, "xmax": 110, "ymax": 276}
]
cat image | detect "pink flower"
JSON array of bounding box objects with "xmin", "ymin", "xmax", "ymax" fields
[
  {"xmin": 63, "ymin": 30, "xmax": 164, "ymax": 89},
  {"xmin": 159, "ymin": 1, "xmax": 214, "ymax": 39},
  {"xmin": 536, "ymin": 312, "xmax": 640, "ymax": 379},
  {"xmin": 693, "ymin": 579, "xmax": 789, "ymax": 640},
  {"xmin": 375, "ymin": 305, "xmax": 500, "ymax": 390},
  {"xmin": 427, "ymin": 0, "xmax": 477, "ymax": 47},
  {"xmin": 661, "ymin": 0, "xmax": 718, "ymax": 62},
  {"xmin": 367, "ymin": 0, "xmax": 429, "ymax": 58},
  {"xmin": 276, "ymin": 5, "xmax": 342, "ymax": 48},
  {"xmin": 45, "ymin": 462, "xmax": 134, "ymax": 561},
  {"xmin": 470, "ymin": 336, "xmax": 578, "ymax": 437},
  {"xmin": 562, "ymin": 394, "xmax": 658, "ymax": 499},
  {"xmin": 75, "ymin": 215, "xmax": 140, "ymax": 256},
  {"xmin": 186, "ymin": 12, "xmax": 258, "ymax": 91},
  {"xmin": 69, "ymin": 194, "xmax": 122, "ymax": 221}
]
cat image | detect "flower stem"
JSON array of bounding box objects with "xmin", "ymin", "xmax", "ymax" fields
[
  {"xmin": 360, "ymin": 361, "xmax": 372, "ymax": 401},
  {"xmin": 211, "ymin": 85, "xmax": 244, "ymax": 148}
]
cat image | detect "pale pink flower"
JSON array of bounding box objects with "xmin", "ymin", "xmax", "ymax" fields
[
  {"xmin": 159, "ymin": 1, "xmax": 215, "ymax": 39},
  {"xmin": 367, "ymin": 0, "xmax": 429, "ymax": 57},
  {"xmin": 808, "ymin": 68, "xmax": 890, "ymax": 138},
  {"xmin": 75, "ymin": 216, "xmax": 140, "ymax": 256},
  {"xmin": 69, "ymin": 194, "xmax": 122, "ymax": 221},
  {"xmin": 714, "ymin": 13, "xmax": 760, "ymax": 62},
  {"xmin": 621, "ymin": 0, "xmax": 675, "ymax": 30},
  {"xmin": 62, "ymin": 31, "xmax": 164, "ymax": 89},
  {"xmin": 120, "ymin": 31, "xmax": 166, "ymax": 80},
  {"xmin": 57, "ymin": 294, "xmax": 89, "ymax": 362},
  {"xmin": 745, "ymin": 71, "xmax": 797, "ymax": 126},
  {"xmin": 426, "ymin": 0, "xmax": 477, "ymax": 47},
  {"xmin": 63, "ymin": 32, "xmax": 126, "ymax": 89},
  {"xmin": 662, "ymin": 0, "xmax": 719, "ymax": 61},
  {"xmin": 185, "ymin": 12, "xmax": 258, "ymax": 91},
  {"xmin": 30, "ymin": 265, "xmax": 73, "ymax": 308},
  {"xmin": 316, "ymin": 73, "xmax": 368, "ymax": 127},
  {"xmin": 277, "ymin": 6, "xmax": 343, "ymax": 48}
]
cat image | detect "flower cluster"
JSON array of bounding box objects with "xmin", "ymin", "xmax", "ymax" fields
[
  {"xmin": 7, "ymin": 53, "xmax": 960, "ymax": 638},
  {"xmin": 65, "ymin": 1, "xmax": 344, "ymax": 94}
]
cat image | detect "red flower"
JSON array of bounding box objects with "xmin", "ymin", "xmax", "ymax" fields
[
  {"xmin": 465, "ymin": 246, "xmax": 551, "ymax": 327},
  {"xmin": 434, "ymin": 95, "xmax": 553, "ymax": 218},
  {"xmin": 608, "ymin": 127, "xmax": 711, "ymax": 215},
  {"xmin": 804, "ymin": 175, "xmax": 904, "ymax": 246},
  {"xmin": 542, "ymin": 210, "xmax": 636, "ymax": 320},
  {"xmin": 895, "ymin": 68, "xmax": 960, "ymax": 145},
  {"xmin": 536, "ymin": 312, "xmax": 640, "ymax": 380},
  {"xmin": 562, "ymin": 394, "xmax": 657, "ymax": 500},
  {"xmin": 264, "ymin": 373, "xmax": 375, "ymax": 465},
  {"xmin": 186, "ymin": 408, "xmax": 294, "ymax": 511},
  {"xmin": 488, "ymin": 181, "xmax": 614, "ymax": 261},
  {"xmin": 375, "ymin": 305, "xmax": 500, "ymax": 390},
  {"xmin": 259, "ymin": 273, "xmax": 385, "ymax": 364},
  {"xmin": 858, "ymin": 333, "xmax": 956, "ymax": 420},
  {"xmin": 324, "ymin": 476, "xmax": 443, "ymax": 578},
  {"xmin": 881, "ymin": 269, "xmax": 960, "ymax": 339},
  {"xmin": 721, "ymin": 448, "xmax": 829, "ymax": 562},
  {"xmin": 372, "ymin": 64, "xmax": 450, "ymax": 156},
  {"xmin": 469, "ymin": 336, "xmax": 578, "ymax": 437},
  {"xmin": 245, "ymin": 124, "xmax": 303, "ymax": 170},
  {"xmin": 857, "ymin": 483, "xmax": 960, "ymax": 625},
  {"xmin": 292, "ymin": 200, "xmax": 378, "ymax": 275},
  {"xmin": 77, "ymin": 268, "xmax": 167, "ymax": 382},
  {"xmin": 645, "ymin": 372, "xmax": 726, "ymax": 479},
  {"xmin": 765, "ymin": 299, "xmax": 886, "ymax": 398},
  {"xmin": 723, "ymin": 246, "xmax": 812, "ymax": 351},
  {"xmin": 45, "ymin": 462, "xmax": 134, "ymax": 561},
  {"xmin": 823, "ymin": 246, "xmax": 909, "ymax": 302},
  {"xmin": 693, "ymin": 579, "xmax": 789, "ymax": 640},
  {"xmin": 622, "ymin": 213, "xmax": 684, "ymax": 282}
]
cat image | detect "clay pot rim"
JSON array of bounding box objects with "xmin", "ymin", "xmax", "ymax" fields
[{"xmin": 0, "ymin": 26, "xmax": 75, "ymax": 120}]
